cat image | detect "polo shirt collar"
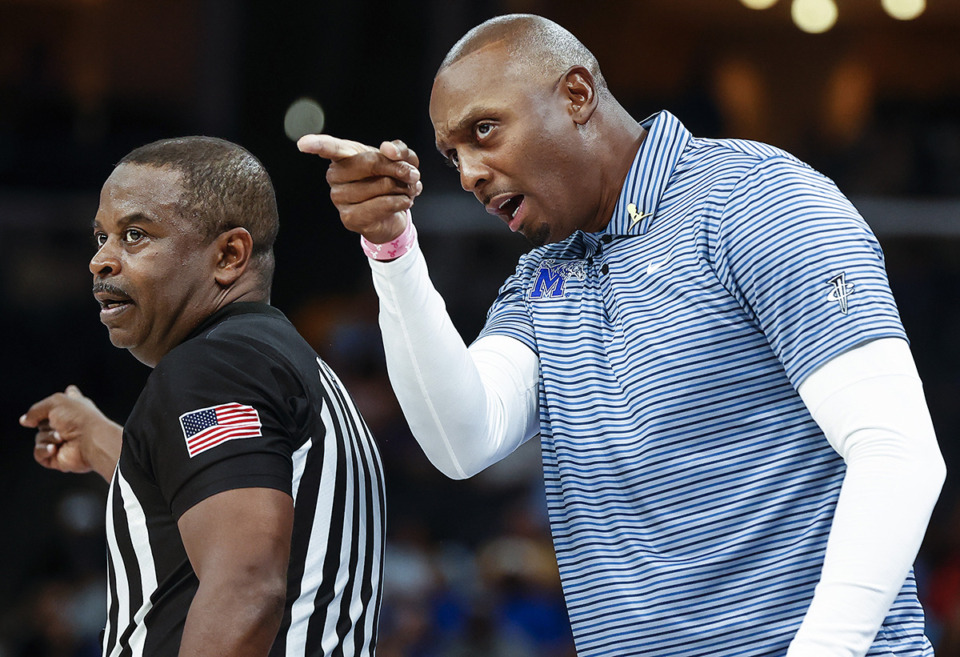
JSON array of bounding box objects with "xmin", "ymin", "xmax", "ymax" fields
[{"xmin": 604, "ymin": 110, "xmax": 691, "ymax": 237}]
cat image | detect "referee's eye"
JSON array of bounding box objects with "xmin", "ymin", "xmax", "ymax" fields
[{"xmin": 122, "ymin": 228, "xmax": 145, "ymax": 244}]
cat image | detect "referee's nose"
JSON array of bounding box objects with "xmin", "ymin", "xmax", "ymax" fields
[{"xmin": 89, "ymin": 240, "xmax": 120, "ymax": 278}]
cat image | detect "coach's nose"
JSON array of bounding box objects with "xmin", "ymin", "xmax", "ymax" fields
[{"xmin": 458, "ymin": 152, "xmax": 491, "ymax": 194}]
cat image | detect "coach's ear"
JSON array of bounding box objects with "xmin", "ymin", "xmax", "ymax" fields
[
  {"xmin": 563, "ymin": 66, "xmax": 598, "ymax": 126},
  {"xmin": 213, "ymin": 227, "xmax": 254, "ymax": 286}
]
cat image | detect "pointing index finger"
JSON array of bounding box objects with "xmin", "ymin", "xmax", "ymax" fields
[
  {"xmin": 297, "ymin": 134, "xmax": 378, "ymax": 161},
  {"xmin": 20, "ymin": 396, "xmax": 55, "ymax": 428}
]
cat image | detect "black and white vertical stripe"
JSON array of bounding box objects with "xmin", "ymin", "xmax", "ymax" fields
[
  {"xmin": 103, "ymin": 467, "xmax": 156, "ymax": 656},
  {"xmin": 102, "ymin": 358, "xmax": 385, "ymax": 657},
  {"xmin": 270, "ymin": 359, "xmax": 386, "ymax": 656}
]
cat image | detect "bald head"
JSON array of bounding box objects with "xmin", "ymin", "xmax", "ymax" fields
[{"xmin": 440, "ymin": 14, "xmax": 607, "ymax": 94}]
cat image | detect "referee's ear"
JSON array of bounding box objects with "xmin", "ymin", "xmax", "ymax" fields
[{"xmin": 212, "ymin": 227, "xmax": 254, "ymax": 287}]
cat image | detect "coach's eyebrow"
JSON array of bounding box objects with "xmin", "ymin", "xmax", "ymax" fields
[
  {"xmin": 434, "ymin": 106, "xmax": 498, "ymax": 153},
  {"xmin": 92, "ymin": 212, "xmax": 161, "ymax": 230}
]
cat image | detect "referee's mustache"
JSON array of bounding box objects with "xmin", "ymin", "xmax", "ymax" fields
[{"xmin": 93, "ymin": 281, "xmax": 132, "ymax": 301}]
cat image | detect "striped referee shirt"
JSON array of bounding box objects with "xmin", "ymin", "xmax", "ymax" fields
[
  {"xmin": 104, "ymin": 303, "xmax": 385, "ymax": 656},
  {"xmin": 478, "ymin": 111, "xmax": 929, "ymax": 656}
]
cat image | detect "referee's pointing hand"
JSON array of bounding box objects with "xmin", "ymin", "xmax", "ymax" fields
[
  {"xmin": 20, "ymin": 385, "xmax": 122, "ymax": 479},
  {"xmin": 298, "ymin": 135, "xmax": 422, "ymax": 245}
]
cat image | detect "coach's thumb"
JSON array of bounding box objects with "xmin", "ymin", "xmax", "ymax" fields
[{"xmin": 65, "ymin": 385, "xmax": 83, "ymax": 398}]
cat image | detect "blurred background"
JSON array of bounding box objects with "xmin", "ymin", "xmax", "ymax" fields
[{"xmin": 1, "ymin": 0, "xmax": 959, "ymax": 655}]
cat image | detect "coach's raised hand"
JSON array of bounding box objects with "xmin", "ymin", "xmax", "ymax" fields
[
  {"xmin": 297, "ymin": 135, "xmax": 422, "ymax": 245},
  {"xmin": 20, "ymin": 385, "xmax": 123, "ymax": 481}
]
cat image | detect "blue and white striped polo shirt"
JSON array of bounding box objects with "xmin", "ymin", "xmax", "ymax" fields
[{"xmin": 477, "ymin": 111, "xmax": 929, "ymax": 656}]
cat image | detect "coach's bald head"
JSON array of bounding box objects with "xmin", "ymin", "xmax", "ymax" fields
[{"xmin": 438, "ymin": 14, "xmax": 609, "ymax": 97}]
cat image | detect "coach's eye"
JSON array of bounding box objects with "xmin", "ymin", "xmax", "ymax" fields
[{"xmin": 474, "ymin": 122, "xmax": 494, "ymax": 140}]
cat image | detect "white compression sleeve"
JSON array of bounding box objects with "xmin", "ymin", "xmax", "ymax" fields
[
  {"xmin": 368, "ymin": 240, "xmax": 540, "ymax": 479},
  {"xmin": 787, "ymin": 337, "xmax": 946, "ymax": 657}
]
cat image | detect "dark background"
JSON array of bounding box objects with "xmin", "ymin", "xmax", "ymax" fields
[{"xmin": 1, "ymin": 1, "xmax": 959, "ymax": 655}]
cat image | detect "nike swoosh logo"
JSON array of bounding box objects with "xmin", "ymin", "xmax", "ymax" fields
[{"xmin": 646, "ymin": 258, "xmax": 668, "ymax": 275}]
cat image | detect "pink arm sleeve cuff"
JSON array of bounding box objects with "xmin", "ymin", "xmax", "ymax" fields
[{"xmin": 360, "ymin": 211, "xmax": 417, "ymax": 261}]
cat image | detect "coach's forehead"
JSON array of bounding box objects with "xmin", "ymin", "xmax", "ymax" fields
[{"xmin": 430, "ymin": 43, "xmax": 540, "ymax": 134}]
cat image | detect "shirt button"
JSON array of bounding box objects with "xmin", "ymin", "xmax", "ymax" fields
[
  {"xmin": 600, "ymin": 235, "xmax": 613, "ymax": 244},
  {"xmin": 601, "ymin": 263, "xmax": 609, "ymax": 275}
]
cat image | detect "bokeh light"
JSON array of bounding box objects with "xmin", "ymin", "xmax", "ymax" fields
[
  {"xmin": 882, "ymin": 0, "xmax": 926, "ymax": 20},
  {"xmin": 283, "ymin": 97, "xmax": 326, "ymax": 142},
  {"xmin": 791, "ymin": 0, "xmax": 838, "ymax": 33},
  {"xmin": 739, "ymin": 0, "xmax": 779, "ymax": 9}
]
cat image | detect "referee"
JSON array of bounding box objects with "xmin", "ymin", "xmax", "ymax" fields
[{"xmin": 21, "ymin": 137, "xmax": 385, "ymax": 656}]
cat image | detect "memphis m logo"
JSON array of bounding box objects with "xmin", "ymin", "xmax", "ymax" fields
[{"xmin": 530, "ymin": 259, "xmax": 587, "ymax": 299}]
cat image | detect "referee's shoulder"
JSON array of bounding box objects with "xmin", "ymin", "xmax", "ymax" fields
[{"xmin": 159, "ymin": 321, "xmax": 272, "ymax": 373}]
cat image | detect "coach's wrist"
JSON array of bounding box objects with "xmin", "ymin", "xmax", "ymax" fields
[{"xmin": 361, "ymin": 211, "xmax": 416, "ymax": 261}]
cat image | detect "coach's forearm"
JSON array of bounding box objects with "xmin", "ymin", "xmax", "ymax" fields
[
  {"xmin": 369, "ymin": 237, "xmax": 539, "ymax": 479},
  {"xmin": 788, "ymin": 339, "xmax": 945, "ymax": 656}
]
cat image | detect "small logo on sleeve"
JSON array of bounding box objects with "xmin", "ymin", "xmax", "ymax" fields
[
  {"xmin": 530, "ymin": 259, "xmax": 587, "ymax": 299},
  {"xmin": 179, "ymin": 402, "xmax": 262, "ymax": 458},
  {"xmin": 827, "ymin": 272, "xmax": 855, "ymax": 314}
]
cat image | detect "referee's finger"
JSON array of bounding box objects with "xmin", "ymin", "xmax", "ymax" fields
[
  {"xmin": 297, "ymin": 134, "xmax": 377, "ymax": 161},
  {"xmin": 34, "ymin": 441, "xmax": 56, "ymax": 455},
  {"xmin": 35, "ymin": 427, "xmax": 62, "ymax": 446},
  {"xmin": 34, "ymin": 441, "xmax": 57, "ymax": 468},
  {"xmin": 20, "ymin": 393, "xmax": 61, "ymax": 428}
]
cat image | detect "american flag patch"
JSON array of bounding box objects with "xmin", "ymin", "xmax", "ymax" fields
[{"xmin": 179, "ymin": 402, "xmax": 262, "ymax": 458}]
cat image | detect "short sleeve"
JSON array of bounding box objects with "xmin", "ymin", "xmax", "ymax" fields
[
  {"xmin": 476, "ymin": 257, "xmax": 538, "ymax": 351},
  {"xmin": 711, "ymin": 156, "xmax": 906, "ymax": 386},
  {"xmin": 126, "ymin": 337, "xmax": 298, "ymax": 518}
]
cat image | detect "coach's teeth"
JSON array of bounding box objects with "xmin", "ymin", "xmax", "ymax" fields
[{"xmin": 499, "ymin": 198, "xmax": 512, "ymax": 210}]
